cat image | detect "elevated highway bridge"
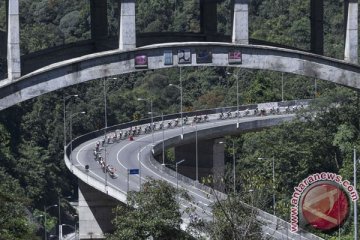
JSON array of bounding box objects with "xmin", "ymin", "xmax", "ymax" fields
[
  {"xmin": 0, "ymin": 0, "xmax": 359, "ymax": 239},
  {"xmin": 68, "ymin": 102, "xmax": 322, "ymax": 239}
]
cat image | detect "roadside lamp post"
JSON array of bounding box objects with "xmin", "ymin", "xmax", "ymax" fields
[
  {"xmin": 44, "ymin": 204, "xmax": 58, "ymax": 240},
  {"xmin": 161, "ymin": 113, "xmax": 165, "ymax": 165},
  {"xmin": 137, "ymin": 98, "xmax": 154, "ymax": 144},
  {"xmin": 219, "ymin": 140, "xmax": 236, "ymax": 194},
  {"xmin": 63, "ymin": 94, "xmax": 78, "ymax": 148},
  {"xmin": 176, "ymin": 159, "xmax": 186, "ymax": 191},
  {"xmin": 58, "ymin": 196, "xmax": 71, "ymax": 240},
  {"xmin": 226, "ymin": 71, "xmax": 240, "ymax": 128},
  {"xmin": 103, "ymin": 78, "xmax": 117, "ymax": 130},
  {"xmin": 258, "ymin": 156, "xmax": 276, "ymax": 215},
  {"xmin": 169, "ymin": 79, "xmax": 183, "ymax": 139},
  {"xmin": 70, "ymin": 111, "xmax": 86, "ymax": 164},
  {"xmin": 281, "ymin": 73, "xmax": 284, "ymax": 102},
  {"xmin": 103, "ymin": 77, "xmax": 117, "ymax": 137},
  {"xmin": 186, "ymin": 122, "xmax": 200, "ymax": 182},
  {"xmin": 195, "ymin": 123, "xmax": 198, "ymax": 182}
]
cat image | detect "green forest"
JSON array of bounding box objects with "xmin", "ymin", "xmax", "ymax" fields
[{"xmin": 0, "ymin": 0, "xmax": 359, "ymax": 239}]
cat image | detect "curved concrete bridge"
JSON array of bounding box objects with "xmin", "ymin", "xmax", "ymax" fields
[
  {"xmin": 67, "ymin": 101, "xmax": 322, "ymax": 240},
  {"xmin": 0, "ymin": 1, "xmax": 357, "ymax": 239}
]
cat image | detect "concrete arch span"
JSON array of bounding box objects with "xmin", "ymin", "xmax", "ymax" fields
[
  {"xmin": 0, "ymin": 42, "xmax": 359, "ymax": 111},
  {"xmin": 18, "ymin": 33, "xmax": 305, "ymax": 76}
]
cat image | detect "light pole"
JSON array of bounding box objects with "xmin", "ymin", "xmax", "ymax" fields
[
  {"xmin": 258, "ymin": 156, "xmax": 276, "ymax": 215},
  {"xmin": 44, "ymin": 204, "xmax": 58, "ymax": 240},
  {"xmin": 70, "ymin": 111, "xmax": 86, "ymax": 164},
  {"xmin": 63, "ymin": 94, "xmax": 78, "ymax": 148},
  {"xmin": 226, "ymin": 71, "xmax": 240, "ymax": 128},
  {"xmin": 103, "ymin": 78, "xmax": 112, "ymax": 130},
  {"xmin": 169, "ymin": 71, "xmax": 184, "ymax": 139},
  {"xmin": 281, "ymin": 72, "xmax": 284, "ymax": 102},
  {"xmin": 195, "ymin": 123, "xmax": 198, "ymax": 182},
  {"xmin": 161, "ymin": 113, "xmax": 165, "ymax": 165},
  {"xmin": 137, "ymin": 98, "xmax": 154, "ymax": 144},
  {"xmin": 219, "ymin": 140, "xmax": 236, "ymax": 194},
  {"xmin": 176, "ymin": 159, "xmax": 186, "ymax": 191},
  {"xmin": 58, "ymin": 196, "xmax": 71, "ymax": 240},
  {"xmin": 103, "ymin": 77, "xmax": 117, "ymax": 138}
]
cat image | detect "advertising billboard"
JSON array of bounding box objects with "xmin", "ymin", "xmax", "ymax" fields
[
  {"xmin": 178, "ymin": 49, "xmax": 191, "ymax": 64},
  {"xmin": 196, "ymin": 49, "xmax": 212, "ymax": 64},
  {"xmin": 164, "ymin": 50, "xmax": 173, "ymax": 65},
  {"xmin": 135, "ymin": 54, "xmax": 148, "ymax": 68},
  {"xmin": 228, "ymin": 50, "xmax": 242, "ymax": 64}
]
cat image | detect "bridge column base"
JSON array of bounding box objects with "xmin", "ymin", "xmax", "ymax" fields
[
  {"xmin": 344, "ymin": 0, "xmax": 358, "ymax": 64},
  {"xmin": 175, "ymin": 138, "xmax": 225, "ymax": 191},
  {"xmin": 78, "ymin": 180, "xmax": 118, "ymax": 239},
  {"xmin": 232, "ymin": 0, "xmax": 249, "ymax": 45}
]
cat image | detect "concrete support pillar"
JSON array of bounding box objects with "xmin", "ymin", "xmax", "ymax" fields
[
  {"xmin": 78, "ymin": 180, "xmax": 117, "ymax": 239},
  {"xmin": 7, "ymin": 0, "xmax": 21, "ymax": 80},
  {"xmin": 119, "ymin": 0, "xmax": 136, "ymax": 50},
  {"xmin": 310, "ymin": 0, "xmax": 324, "ymax": 55},
  {"xmin": 90, "ymin": 0, "xmax": 108, "ymax": 43},
  {"xmin": 344, "ymin": 0, "xmax": 358, "ymax": 64},
  {"xmin": 175, "ymin": 138, "xmax": 224, "ymax": 191},
  {"xmin": 200, "ymin": 0, "xmax": 218, "ymax": 35},
  {"xmin": 232, "ymin": 0, "xmax": 249, "ymax": 45}
]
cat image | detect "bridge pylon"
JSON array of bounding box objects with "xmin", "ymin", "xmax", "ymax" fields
[
  {"xmin": 7, "ymin": 0, "xmax": 21, "ymax": 80},
  {"xmin": 344, "ymin": 0, "xmax": 358, "ymax": 64}
]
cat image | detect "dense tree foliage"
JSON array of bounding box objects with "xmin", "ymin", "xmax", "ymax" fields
[
  {"xmin": 107, "ymin": 179, "xmax": 193, "ymax": 240},
  {"xmin": 219, "ymin": 88, "xmax": 360, "ymax": 238},
  {"xmin": 0, "ymin": 167, "xmax": 39, "ymax": 239},
  {"xmin": 203, "ymin": 192, "xmax": 264, "ymax": 240},
  {"xmin": 0, "ymin": 0, "xmax": 359, "ymax": 238}
]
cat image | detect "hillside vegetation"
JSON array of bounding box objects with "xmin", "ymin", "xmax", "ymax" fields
[{"xmin": 0, "ymin": 0, "xmax": 358, "ymax": 239}]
